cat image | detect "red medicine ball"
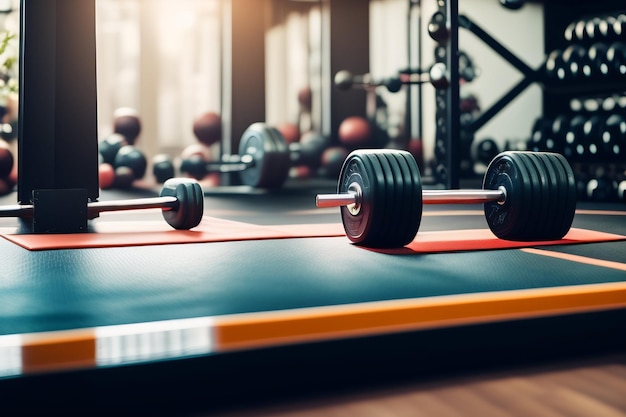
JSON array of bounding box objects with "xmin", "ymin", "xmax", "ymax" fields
[
  {"xmin": 193, "ymin": 112, "xmax": 222, "ymax": 147},
  {"xmin": 338, "ymin": 116, "xmax": 372, "ymax": 147}
]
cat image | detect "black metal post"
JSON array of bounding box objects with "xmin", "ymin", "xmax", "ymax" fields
[
  {"xmin": 445, "ymin": 0, "xmax": 460, "ymax": 189},
  {"xmin": 18, "ymin": 0, "xmax": 99, "ymax": 205}
]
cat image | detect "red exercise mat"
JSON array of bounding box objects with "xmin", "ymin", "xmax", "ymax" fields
[
  {"xmin": 0, "ymin": 216, "xmax": 343, "ymax": 250},
  {"xmin": 406, "ymin": 228, "xmax": 625, "ymax": 253},
  {"xmin": 0, "ymin": 212, "xmax": 623, "ymax": 252}
]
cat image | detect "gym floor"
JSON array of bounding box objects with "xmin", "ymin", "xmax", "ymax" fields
[{"xmin": 0, "ymin": 177, "xmax": 624, "ymax": 416}]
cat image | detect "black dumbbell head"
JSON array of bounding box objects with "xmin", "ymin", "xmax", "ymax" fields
[
  {"xmin": 499, "ymin": 0, "xmax": 524, "ymax": 10},
  {"xmin": 152, "ymin": 154, "xmax": 175, "ymax": 184},
  {"xmin": 180, "ymin": 155, "xmax": 208, "ymax": 180},
  {"xmin": 114, "ymin": 145, "xmax": 147, "ymax": 180},
  {"xmin": 428, "ymin": 11, "xmax": 449, "ymax": 44},
  {"xmin": 160, "ymin": 178, "xmax": 204, "ymax": 230},
  {"xmin": 99, "ymin": 133, "xmax": 126, "ymax": 165}
]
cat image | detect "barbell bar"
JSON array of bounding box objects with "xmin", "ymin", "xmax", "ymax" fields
[
  {"xmin": 334, "ymin": 63, "xmax": 450, "ymax": 93},
  {"xmin": 317, "ymin": 187, "xmax": 506, "ymax": 208}
]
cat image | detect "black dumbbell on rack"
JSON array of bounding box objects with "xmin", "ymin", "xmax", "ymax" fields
[
  {"xmin": 536, "ymin": 111, "xmax": 625, "ymax": 163},
  {"xmin": 179, "ymin": 122, "xmax": 328, "ymax": 189},
  {"xmin": 564, "ymin": 13, "xmax": 626, "ymax": 43},
  {"xmin": 545, "ymin": 40, "xmax": 626, "ymax": 83}
]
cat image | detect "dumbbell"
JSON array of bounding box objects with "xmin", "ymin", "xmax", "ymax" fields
[
  {"xmin": 315, "ymin": 149, "xmax": 577, "ymax": 248},
  {"xmin": 562, "ymin": 114, "xmax": 586, "ymax": 161},
  {"xmin": 586, "ymin": 176, "xmax": 618, "ymax": 202},
  {"xmin": 545, "ymin": 49, "xmax": 567, "ymax": 81},
  {"xmin": 428, "ymin": 11, "xmax": 448, "ymax": 44},
  {"xmin": 604, "ymin": 114, "xmax": 625, "ymax": 161},
  {"xmin": 113, "ymin": 108, "xmax": 142, "ymax": 145},
  {"xmin": 334, "ymin": 64, "xmax": 450, "ymax": 93},
  {"xmin": 474, "ymin": 138, "xmax": 500, "ymax": 166},
  {"xmin": 0, "ymin": 178, "xmax": 204, "ymax": 230},
  {"xmin": 607, "ymin": 42, "xmax": 626, "ymax": 79},
  {"xmin": 99, "ymin": 133, "xmax": 126, "ymax": 165},
  {"xmin": 586, "ymin": 43, "xmax": 610, "ymax": 79},
  {"xmin": 562, "ymin": 44, "xmax": 589, "ymax": 80},
  {"xmin": 98, "ymin": 134, "xmax": 148, "ymax": 188},
  {"xmin": 500, "ymin": 0, "xmax": 524, "ymax": 9},
  {"xmin": 566, "ymin": 13, "xmax": 626, "ymax": 42},
  {"xmin": 527, "ymin": 117, "xmax": 549, "ymax": 151},
  {"xmin": 153, "ymin": 154, "xmax": 176, "ymax": 183},
  {"xmin": 180, "ymin": 122, "xmax": 326, "ymax": 188},
  {"xmin": 564, "ymin": 17, "xmax": 599, "ymax": 43},
  {"xmin": 113, "ymin": 145, "xmax": 148, "ymax": 186}
]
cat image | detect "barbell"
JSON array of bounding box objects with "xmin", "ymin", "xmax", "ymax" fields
[
  {"xmin": 334, "ymin": 63, "xmax": 450, "ymax": 93},
  {"xmin": 316, "ymin": 149, "xmax": 577, "ymax": 248},
  {"xmin": 0, "ymin": 178, "xmax": 204, "ymax": 231},
  {"xmin": 180, "ymin": 122, "xmax": 327, "ymax": 189}
]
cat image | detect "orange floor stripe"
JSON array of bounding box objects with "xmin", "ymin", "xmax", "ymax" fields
[
  {"xmin": 521, "ymin": 248, "xmax": 626, "ymax": 272},
  {"xmin": 3, "ymin": 282, "xmax": 626, "ymax": 377},
  {"xmin": 213, "ymin": 282, "xmax": 626, "ymax": 352},
  {"xmin": 21, "ymin": 330, "xmax": 96, "ymax": 374}
]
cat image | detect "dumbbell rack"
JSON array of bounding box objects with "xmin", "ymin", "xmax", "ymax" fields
[{"xmin": 541, "ymin": 1, "xmax": 626, "ymax": 202}]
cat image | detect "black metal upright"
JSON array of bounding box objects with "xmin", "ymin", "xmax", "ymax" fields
[
  {"xmin": 432, "ymin": 0, "xmax": 460, "ymax": 189},
  {"xmin": 443, "ymin": 0, "xmax": 460, "ymax": 189},
  {"xmin": 18, "ymin": 0, "xmax": 99, "ymax": 205}
]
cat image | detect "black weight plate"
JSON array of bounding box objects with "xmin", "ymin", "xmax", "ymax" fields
[
  {"xmin": 339, "ymin": 150, "xmax": 421, "ymax": 248},
  {"xmin": 544, "ymin": 153, "xmax": 577, "ymax": 239},
  {"xmin": 509, "ymin": 152, "xmax": 538, "ymax": 240},
  {"xmin": 360, "ymin": 152, "xmax": 389, "ymax": 247},
  {"xmin": 339, "ymin": 151, "xmax": 375, "ymax": 244},
  {"xmin": 483, "ymin": 152, "xmax": 533, "ymax": 240},
  {"xmin": 396, "ymin": 151, "xmax": 423, "ymax": 245},
  {"xmin": 368, "ymin": 153, "xmax": 394, "ymax": 247},
  {"xmin": 374, "ymin": 152, "xmax": 400, "ymax": 246},
  {"xmin": 524, "ymin": 152, "xmax": 553, "ymax": 239},
  {"xmin": 238, "ymin": 123, "xmax": 290, "ymax": 188},
  {"xmin": 516, "ymin": 152, "xmax": 546, "ymax": 239},
  {"xmin": 160, "ymin": 178, "xmax": 204, "ymax": 230},
  {"xmin": 378, "ymin": 151, "xmax": 419, "ymax": 247},
  {"xmin": 535, "ymin": 152, "xmax": 564, "ymax": 240},
  {"xmin": 385, "ymin": 153, "xmax": 410, "ymax": 245},
  {"xmin": 263, "ymin": 126, "xmax": 291, "ymax": 188}
]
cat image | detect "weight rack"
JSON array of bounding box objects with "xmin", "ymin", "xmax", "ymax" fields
[
  {"xmin": 542, "ymin": 1, "xmax": 626, "ymax": 202},
  {"xmin": 429, "ymin": 0, "xmax": 543, "ymax": 189}
]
